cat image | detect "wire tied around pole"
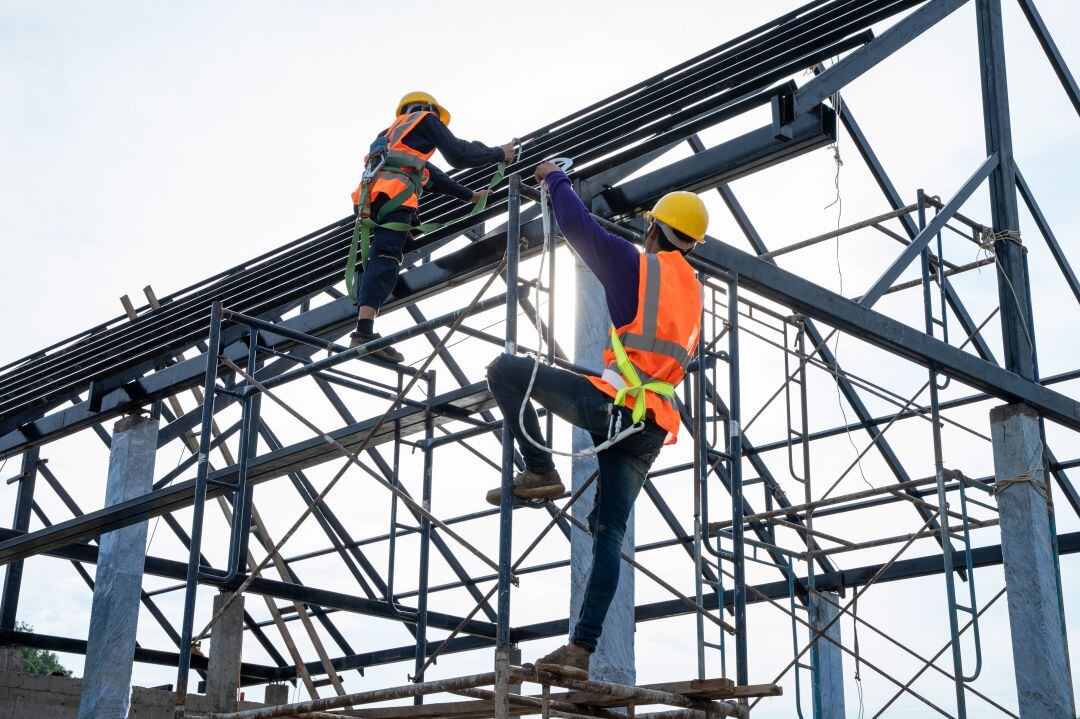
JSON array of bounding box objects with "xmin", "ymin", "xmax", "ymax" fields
[
  {"xmin": 991, "ymin": 468, "xmax": 1047, "ymax": 498},
  {"xmin": 978, "ymin": 227, "xmax": 1022, "ymax": 254}
]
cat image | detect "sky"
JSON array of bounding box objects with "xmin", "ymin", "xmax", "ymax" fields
[{"xmin": 1, "ymin": 1, "xmax": 1079, "ymax": 717}]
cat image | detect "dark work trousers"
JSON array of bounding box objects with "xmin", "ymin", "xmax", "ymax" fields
[
  {"xmin": 356, "ymin": 206, "xmax": 416, "ymax": 311},
  {"xmin": 485, "ymin": 353, "xmax": 666, "ymax": 652}
]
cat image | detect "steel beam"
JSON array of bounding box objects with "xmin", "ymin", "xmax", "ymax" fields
[
  {"xmin": 690, "ymin": 238, "xmax": 1080, "ymax": 430},
  {"xmin": 0, "ymin": 629, "xmax": 280, "ymax": 681},
  {"xmin": 1015, "ymin": 0, "xmax": 1080, "ymax": 117},
  {"xmin": 274, "ymin": 530, "xmax": 1080, "ymax": 681},
  {"xmin": 593, "ymin": 107, "xmax": 836, "ymax": 216},
  {"xmin": 859, "ymin": 153, "xmax": 998, "ymax": 308},
  {"xmin": 794, "ymin": 0, "xmax": 970, "ymax": 115},
  {"xmin": 0, "ymin": 383, "xmax": 495, "ymax": 565},
  {"xmin": 0, "ymin": 448, "xmax": 38, "ymax": 631}
]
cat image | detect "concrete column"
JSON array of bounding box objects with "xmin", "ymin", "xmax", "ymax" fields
[
  {"xmin": 0, "ymin": 646, "xmax": 22, "ymax": 673},
  {"xmin": 569, "ymin": 253, "xmax": 635, "ymax": 685},
  {"xmin": 991, "ymin": 403, "xmax": 1073, "ymax": 718},
  {"xmin": 263, "ymin": 683, "xmax": 290, "ymax": 706},
  {"xmin": 809, "ymin": 590, "xmax": 846, "ymax": 719},
  {"xmin": 77, "ymin": 414, "xmax": 158, "ymax": 719},
  {"xmin": 207, "ymin": 591, "xmax": 245, "ymax": 712}
]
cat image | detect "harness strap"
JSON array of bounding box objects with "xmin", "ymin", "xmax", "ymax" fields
[
  {"xmin": 608, "ymin": 325, "xmax": 675, "ymax": 425},
  {"xmin": 345, "ymin": 161, "xmax": 507, "ymax": 301}
]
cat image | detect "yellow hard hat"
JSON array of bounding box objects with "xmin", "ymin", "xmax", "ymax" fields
[
  {"xmin": 397, "ymin": 91, "xmax": 451, "ymax": 126},
  {"xmin": 643, "ymin": 191, "xmax": 709, "ymax": 243}
]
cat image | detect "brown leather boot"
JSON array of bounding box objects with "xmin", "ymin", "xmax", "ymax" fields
[
  {"xmin": 485, "ymin": 468, "xmax": 565, "ymax": 506},
  {"xmin": 534, "ymin": 643, "xmax": 590, "ymax": 680}
]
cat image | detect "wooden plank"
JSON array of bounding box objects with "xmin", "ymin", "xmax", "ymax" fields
[
  {"xmin": 259, "ymin": 678, "xmax": 780, "ymax": 718},
  {"xmin": 556, "ymin": 677, "xmax": 736, "ymax": 707},
  {"xmin": 725, "ymin": 683, "xmax": 783, "ymax": 699}
]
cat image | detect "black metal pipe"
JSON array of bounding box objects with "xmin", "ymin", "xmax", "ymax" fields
[
  {"xmin": 175, "ymin": 300, "xmax": 224, "ymax": 716},
  {"xmin": 494, "ymin": 175, "xmax": 521, "ymax": 718}
]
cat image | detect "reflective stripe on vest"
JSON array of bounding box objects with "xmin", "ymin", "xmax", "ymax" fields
[
  {"xmin": 584, "ymin": 251, "xmax": 702, "ymax": 443},
  {"xmin": 614, "ymin": 254, "xmax": 694, "ymax": 367},
  {"xmin": 367, "ymin": 111, "xmax": 435, "ymax": 209}
]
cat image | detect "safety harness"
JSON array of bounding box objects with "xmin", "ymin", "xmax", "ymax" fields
[
  {"xmin": 607, "ymin": 326, "xmax": 676, "ymax": 425},
  {"xmin": 344, "ymin": 123, "xmax": 516, "ymax": 301}
]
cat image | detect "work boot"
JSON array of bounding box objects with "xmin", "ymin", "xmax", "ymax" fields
[
  {"xmin": 485, "ymin": 468, "xmax": 564, "ymax": 506},
  {"xmin": 534, "ymin": 643, "xmax": 590, "ymax": 680},
  {"xmin": 350, "ymin": 331, "xmax": 405, "ymax": 364}
]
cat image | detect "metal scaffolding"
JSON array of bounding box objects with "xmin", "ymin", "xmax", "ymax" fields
[{"xmin": 0, "ymin": 0, "xmax": 1077, "ymax": 717}]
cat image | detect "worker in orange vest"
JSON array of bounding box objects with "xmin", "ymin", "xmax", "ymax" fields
[
  {"xmin": 484, "ymin": 161, "xmax": 707, "ymax": 678},
  {"xmin": 351, "ymin": 92, "xmax": 514, "ymax": 362}
]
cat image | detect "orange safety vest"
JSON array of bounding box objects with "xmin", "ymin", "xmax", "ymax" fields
[
  {"xmin": 351, "ymin": 110, "xmax": 435, "ymax": 211},
  {"xmin": 586, "ymin": 251, "xmax": 703, "ymax": 443}
]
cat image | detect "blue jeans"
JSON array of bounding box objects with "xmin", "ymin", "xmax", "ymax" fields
[
  {"xmin": 485, "ymin": 354, "xmax": 666, "ymax": 651},
  {"xmin": 357, "ymin": 207, "xmax": 414, "ymax": 311}
]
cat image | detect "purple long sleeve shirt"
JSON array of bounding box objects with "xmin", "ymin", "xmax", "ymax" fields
[{"xmin": 545, "ymin": 170, "xmax": 640, "ymax": 328}]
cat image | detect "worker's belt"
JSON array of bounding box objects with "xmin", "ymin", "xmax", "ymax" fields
[
  {"xmin": 607, "ymin": 326, "xmax": 675, "ymax": 425},
  {"xmin": 345, "ymin": 161, "xmax": 507, "ymax": 302}
]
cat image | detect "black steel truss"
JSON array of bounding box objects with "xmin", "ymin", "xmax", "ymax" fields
[{"xmin": 0, "ymin": 1, "xmax": 1077, "ymax": 717}]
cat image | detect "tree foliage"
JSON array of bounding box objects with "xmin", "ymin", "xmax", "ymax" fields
[{"xmin": 14, "ymin": 621, "xmax": 73, "ymax": 677}]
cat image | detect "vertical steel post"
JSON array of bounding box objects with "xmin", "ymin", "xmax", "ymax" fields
[
  {"xmin": 919, "ymin": 192, "xmax": 968, "ymax": 718},
  {"xmin": 727, "ymin": 276, "xmax": 748, "ymax": 687},
  {"xmin": 228, "ymin": 329, "xmax": 261, "ymax": 579},
  {"xmin": 975, "ymin": 7, "xmax": 1073, "ymax": 703},
  {"xmin": 975, "ymin": 0, "xmax": 1032, "ymax": 380},
  {"xmin": 175, "ymin": 301, "xmax": 224, "ymax": 719},
  {"xmin": 413, "ymin": 372, "xmax": 436, "ymax": 700},
  {"xmin": 693, "ymin": 273, "xmax": 708, "ymax": 680},
  {"xmin": 0, "ymin": 447, "xmax": 39, "ymax": 632},
  {"xmin": 495, "ymin": 175, "xmax": 522, "ymax": 719}
]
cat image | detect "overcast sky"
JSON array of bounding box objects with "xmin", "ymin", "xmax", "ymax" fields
[{"xmin": 2, "ymin": 1, "xmax": 1078, "ymax": 717}]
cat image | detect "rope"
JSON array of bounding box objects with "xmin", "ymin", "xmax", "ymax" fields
[
  {"xmin": 514, "ymin": 162, "xmax": 648, "ymax": 460},
  {"xmin": 192, "ymin": 256, "xmax": 510, "ymax": 644},
  {"xmin": 978, "ymin": 227, "xmax": 1022, "ymax": 251},
  {"xmin": 991, "ymin": 468, "xmax": 1047, "ymax": 498},
  {"xmin": 976, "ymin": 227, "xmax": 1034, "ymax": 355}
]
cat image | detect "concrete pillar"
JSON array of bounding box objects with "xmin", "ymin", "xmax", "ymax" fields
[
  {"xmin": 77, "ymin": 414, "xmax": 157, "ymax": 719},
  {"xmin": 207, "ymin": 591, "xmax": 245, "ymax": 712},
  {"xmin": 263, "ymin": 683, "xmax": 290, "ymax": 706},
  {"xmin": 0, "ymin": 646, "xmax": 22, "ymax": 673},
  {"xmin": 809, "ymin": 590, "xmax": 846, "ymax": 719},
  {"xmin": 991, "ymin": 403, "xmax": 1073, "ymax": 718},
  {"xmin": 569, "ymin": 254, "xmax": 635, "ymax": 685}
]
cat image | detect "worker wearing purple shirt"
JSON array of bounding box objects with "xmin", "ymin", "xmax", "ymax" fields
[
  {"xmin": 485, "ymin": 162, "xmax": 708, "ymax": 679},
  {"xmin": 545, "ymin": 170, "xmax": 642, "ymax": 325}
]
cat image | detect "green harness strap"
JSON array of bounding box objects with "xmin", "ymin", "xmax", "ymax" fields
[
  {"xmin": 345, "ymin": 161, "xmax": 507, "ymax": 301},
  {"xmin": 608, "ymin": 326, "xmax": 675, "ymax": 424}
]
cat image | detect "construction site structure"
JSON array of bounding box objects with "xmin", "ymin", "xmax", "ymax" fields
[{"xmin": 0, "ymin": 0, "xmax": 1077, "ymax": 717}]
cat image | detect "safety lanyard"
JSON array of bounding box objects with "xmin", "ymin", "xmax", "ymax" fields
[
  {"xmin": 344, "ymin": 161, "xmax": 507, "ymax": 302},
  {"xmin": 608, "ymin": 326, "xmax": 676, "ymax": 425}
]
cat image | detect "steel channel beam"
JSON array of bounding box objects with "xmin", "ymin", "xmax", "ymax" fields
[
  {"xmin": 793, "ymin": 0, "xmax": 970, "ymax": 114},
  {"xmin": 0, "ymin": 382, "xmax": 496, "ymax": 565},
  {"xmin": 0, "ymin": 0, "xmax": 913, "ymax": 431},
  {"xmin": 690, "ymin": 238, "xmax": 1080, "ymax": 429},
  {"xmin": 593, "ymin": 107, "xmax": 836, "ymax": 216},
  {"xmin": 1015, "ymin": 0, "xmax": 1080, "ymax": 117},
  {"xmin": 1015, "ymin": 167, "xmax": 1080, "ymax": 307},
  {"xmin": 0, "ymin": 448, "xmax": 38, "ymax": 630},
  {"xmin": 713, "ymin": 180, "xmax": 958, "ymax": 560},
  {"xmin": 273, "ymin": 529, "xmax": 1080, "ymax": 681},
  {"xmin": 0, "ymin": 629, "xmax": 281, "ymax": 681},
  {"xmin": 0, "ymin": 527, "xmax": 495, "ymax": 638},
  {"xmin": 0, "ymin": 220, "xmax": 547, "ymax": 461}
]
